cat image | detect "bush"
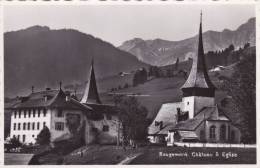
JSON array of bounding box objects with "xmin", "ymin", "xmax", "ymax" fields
[{"xmin": 36, "ymin": 126, "xmax": 51, "ymax": 145}]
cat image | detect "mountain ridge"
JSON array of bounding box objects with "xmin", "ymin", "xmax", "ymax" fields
[
  {"xmin": 4, "ymin": 27, "xmax": 147, "ymax": 97},
  {"xmin": 118, "ymin": 17, "xmax": 255, "ymax": 66}
]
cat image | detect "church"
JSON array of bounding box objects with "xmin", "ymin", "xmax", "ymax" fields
[
  {"xmin": 8, "ymin": 60, "xmax": 121, "ymax": 145},
  {"xmin": 148, "ymin": 14, "xmax": 241, "ymax": 144}
]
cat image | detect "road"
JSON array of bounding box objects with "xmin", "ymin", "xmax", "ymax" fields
[{"xmin": 4, "ymin": 153, "xmax": 34, "ymax": 165}]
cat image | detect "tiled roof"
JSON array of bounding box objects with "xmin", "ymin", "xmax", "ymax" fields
[
  {"xmin": 171, "ymin": 106, "xmax": 230, "ymax": 131},
  {"xmin": 148, "ymin": 102, "xmax": 182, "ymax": 135},
  {"xmin": 11, "ymin": 90, "xmax": 60, "ymax": 108},
  {"xmin": 9, "ymin": 89, "xmax": 92, "ymax": 111}
]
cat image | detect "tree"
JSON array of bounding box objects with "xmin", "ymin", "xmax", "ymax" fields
[
  {"xmin": 36, "ymin": 126, "xmax": 51, "ymax": 145},
  {"xmin": 9, "ymin": 136, "xmax": 22, "ymax": 148},
  {"xmin": 244, "ymin": 42, "xmax": 250, "ymax": 49},
  {"xmin": 115, "ymin": 96, "xmax": 149, "ymax": 144},
  {"xmin": 133, "ymin": 68, "xmax": 148, "ymax": 86},
  {"xmin": 222, "ymin": 53, "xmax": 256, "ymax": 143}
]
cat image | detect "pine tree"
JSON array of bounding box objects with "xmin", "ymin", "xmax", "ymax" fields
[{"xmin": 223, "ymin": 53, "xmax": 256, "ymax": 143}]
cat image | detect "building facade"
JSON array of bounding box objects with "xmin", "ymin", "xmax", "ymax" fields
[{"xmin": 8, "ymin": 60, "xmax": 121, "ymax": 145}]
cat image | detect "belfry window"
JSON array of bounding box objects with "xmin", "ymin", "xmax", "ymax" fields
[{"xmin": 209, "ymin": 125, "xmax": 216, "ymax": 139}]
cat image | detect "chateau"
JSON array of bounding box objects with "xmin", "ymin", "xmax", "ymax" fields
[
  {"xmin": 8, "ymin": 60, "xmax": 121, "ymax": 145},
  {"xmin": 148, "ymin": 14, "xmax": 241, "ymax": 144}
]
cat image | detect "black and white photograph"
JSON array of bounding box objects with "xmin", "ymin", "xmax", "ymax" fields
[{"xmin": 3, "ymin": 2, "xmax": 257, "ymax": 165}]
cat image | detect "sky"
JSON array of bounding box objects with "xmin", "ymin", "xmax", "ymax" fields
[{"xmin": 4, "ymin": 4, "xmax": 255, "ymax": 46}]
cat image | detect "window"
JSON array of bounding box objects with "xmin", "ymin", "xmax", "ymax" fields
[
  {"xmin": 28, "ymin": 110, "xmax": 31, "ymax": 118},
  {"xmin": 33, "ymin": 109, "xmax": 36, "ymax": 117},
  {"xmin": 14, "ymin": 111, "xmax": 17, "ymax": 118},
  {"xmin": 106, "ymin": 114, "xmax": 112, "ymax": 120},
  {"xmin": 27, "ymin": 122, "xmax": 31, "ymax": 130},
  {"xmin": 13, "ymin": 123, "xmax": 16, "ymax": 130},
  {"xmin": 23, "ymin": 123, "xmax": 26, "ymax": 130},
  {"xmin": 18, "ymin": 123, "xmax": 21, "ymax": 130},
  {"xmin": 19, "ymin": 111, "xmax": 21, "ymax": 118},
  {"xmin": 43, "ymin": 109, "xmax": 47, "ymax": 117},
  {"xmin": 43, "ymin": 122, "xmax": 46, "ymax": 127},
  {"xmin": 55, "ymin": 122, "xmax": 64, "ymax": 131},
  {"xmin": 32, "ymin": 122, "xmax": 35, "ymax": 130},
  {"xmin": 17, "ymin": 135, "xmax": 20, "ymax": 141},
  {"xmin": 187, "ymin": 102, "xmax": 189, "ymax": 105},
  {"xmin": 22, "ymin": 135, "xmax": 26, "ymax": 142},
  {"xmin": 56, "ymin": 109, "xmax": 63, "ymax": 117},
  {"xmin": 102, "ymin": 125, "xmax": 109, "ymax": 132},
  {"xmin": 24, "ymin": 111, "xmax": 27, "ymax": 118},
  {"xmin": 220, "ymin": 125, "xmax": 226, "ymax": 141},
  {"xmin": 209, "ymin": 125, "xmax": 216, "ymax": 139},
  {"xmin": 32, "ymin": 135, "xmax": 35, "ymax": 138},
  {"xmin": 38, "ymin": 110, "xmax": 41, "ymax": 117},
  {"xmin": 37, "ymin": 122, "xmax": 40, "ymax": 130}
]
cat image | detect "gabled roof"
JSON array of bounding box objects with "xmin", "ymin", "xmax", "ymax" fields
[
  {"xmin": 171, "ymin": 106, "xmax": 230, "ymax": 131},
  {"xmin": 148, "ymin": 102, "xmax": 182, "ymax": 135},
  {"xmin": 181, "ymin": 13, "xmax": 215, "ymax": 89},
  {"xmin": 8, "ymin": 89, "xmax": 92, "ymax": 111},
  {"xmin": 80, "ymin": 59, "xmax": 102, "ymax": 104}
]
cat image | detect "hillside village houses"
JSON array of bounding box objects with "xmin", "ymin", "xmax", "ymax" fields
[
  {"xmin": 148, "ymin": 13, "xmax": 241, "ymax": 145},
  {"xmin": 7, "ymin": 59, "xmax": 121, "ymax": 145}
]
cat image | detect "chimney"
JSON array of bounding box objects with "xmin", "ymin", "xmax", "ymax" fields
[{"xmin": 44, "ymin": 96, "xmax": 48, "ymax": 102}]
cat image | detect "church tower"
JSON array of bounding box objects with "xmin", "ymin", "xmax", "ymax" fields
[
  {"xmin": 181, "ymin": 12, "xmax": 216, "ymax": 119},
  {"xmin": 81, "ymin": 59, "xmax": 102, "ymax": 104}
]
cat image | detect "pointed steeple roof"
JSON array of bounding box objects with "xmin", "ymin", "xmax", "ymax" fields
[
  {"xmin": 181, "ymin": 12, "xmax": 215, "ymax": 90},
  {"xmin": 81, "ymin": 58, "xmax": 102, "ymax": 104}
]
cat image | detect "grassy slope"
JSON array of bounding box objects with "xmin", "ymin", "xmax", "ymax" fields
[{"xmin": 100, "ymin": 71, "xmax": 228, "ymax": 120}]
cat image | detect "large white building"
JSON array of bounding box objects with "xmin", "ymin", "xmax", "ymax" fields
[
  {"xmin": 8, "ymin": 60, "xmax": 121, "ymax": 145},
  {"xmin": 148, "ymin": 13, "xmax": 241, "ymax": 144}
]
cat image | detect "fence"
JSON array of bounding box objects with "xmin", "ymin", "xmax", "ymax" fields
[{"xmin": 167, "ymin": 142, "xmax": 256, "ymax": 148}]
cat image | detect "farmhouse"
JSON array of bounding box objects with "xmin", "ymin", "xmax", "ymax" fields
[
  {"xmin": 8, "ymin": 60, "xmax": 121, "ymax": 145},
  {"xmin": 148, "ymin": 13, "xmax": 241, "ymax": 144}
]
